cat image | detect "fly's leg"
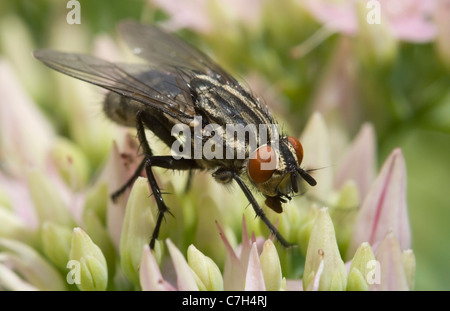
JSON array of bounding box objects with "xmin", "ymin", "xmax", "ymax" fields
[
  {"xmin": 143, "ymin": 155, "xmax": 200, "ymax": 249},
  {"xmin": 118, "ymin": 110, "xmax": 200, "ymax": 249},
  {"xmin": 224, "ymin": 170, "xmax": 293, "ymax": 247},
  {"xmin": 111, "ymin": 110, "xmax": 179, "ymax": 202},
  {"xmin": 111, "ymin": 159, "xmax": 146, "ymax": 202}
]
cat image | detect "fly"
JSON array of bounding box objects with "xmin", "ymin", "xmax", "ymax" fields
[{"xmin": 33, "ymin": 20, "xmax": 317, "ymax": 249}]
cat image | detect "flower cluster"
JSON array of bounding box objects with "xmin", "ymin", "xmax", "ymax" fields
[
  {"xmin": 1, "ymin": 0, "xmax": 437, "ymax": 291},
  {"xmin": 0, "ymin": 70, "xmax": 414, "ymax": 289}
]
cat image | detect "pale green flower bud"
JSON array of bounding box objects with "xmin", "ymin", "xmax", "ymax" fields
[
  {"xmin": 41, "ymin": 221, "xmax": 72, "ymax": 269},
  {"xmin": 83, "ymin": 210, "xmax": 116, "ymax": 278},
  {"xmin": 260, "ymin": 239, "xmax": 282, "ymax": 291},
  {"xmin": 297, "ymin": 206, "xmax": 319, "ymax": 255},
  {"xmin": 69, "ymin": 228, "xmax": 108, "ymax": 291},
  {"xmin": 187, "ymin": 244, "xmax": 223, "ymax": 291},
  {"xmin": 27, "ymin": 170, "xmax": 74, "ymax": 227},
  {"xmin": 303, "ymin": 208, "xmax": 347, "ymax": 291},
  {"xmin": 347, "ymin": 266, "xmax": 368, "ymax": 291},
  {"xmin": 119, "ymin": 177, "xmax": 156, "ymax": 286},
  {"xmin": 193, "ymin": 195, "xmax": 225, "ymax": 266},
  {"xmin": 0, "ymin": 238, "xmax": 66, "ymax": 290},
  {"xmin": 83, "ymin": 182, "xmax": 112, "ymax": 267},
  {"xmin": 347, "ymin": 242, "xmax": 376, "ymax": 291},
  {"xmin": 402, "ymin": 249, "xmax": 416, "ymax": 290}
]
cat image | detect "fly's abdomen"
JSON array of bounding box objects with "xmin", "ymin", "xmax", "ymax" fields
[{"xmin": 103, "ymin": 92, "xmax": 142, "ymax": 127}]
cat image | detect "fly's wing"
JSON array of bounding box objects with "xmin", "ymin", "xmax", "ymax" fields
[
  {"xmin": 119, "ymin": 20, "xmax": 239, "ymax": 85},
  {"xmin": 33, "ymin": 49, "xmax": 195, "ymax": 121}
]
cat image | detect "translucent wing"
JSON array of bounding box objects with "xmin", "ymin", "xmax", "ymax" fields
[
  {"xmin": 118, "ymin": 20, "xmax": 239, "ymax": 85},
  {"xmin": 33, "ymin": 49, "xmax": 195, "ymax": 121}
]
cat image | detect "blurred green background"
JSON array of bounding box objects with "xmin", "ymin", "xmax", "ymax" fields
[{"xmin": 0, "ymin": 0, "xmax": 449, "ymax": 290}]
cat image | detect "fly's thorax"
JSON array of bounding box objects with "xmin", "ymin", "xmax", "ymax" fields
[
  {"xmin": 103, "ymin": 92, "xmax": 142, "ymax": 127},
  {"xmin": 190, "ymin": 74, "xmax": 275, "ymax": 128}
]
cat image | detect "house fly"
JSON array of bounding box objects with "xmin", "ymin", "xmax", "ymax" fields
[{"xmin": 34, "ymin": 20, "xmax": 317, "ymax": 249}]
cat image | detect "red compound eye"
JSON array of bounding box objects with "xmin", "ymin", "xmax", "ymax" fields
[
  {"xmin": 248, "ymin": 145, "xmax": 276, "ymax": 183},
  {"xmin": 287, "ymin": 136, "xmax": 304, "ymax": 165}
]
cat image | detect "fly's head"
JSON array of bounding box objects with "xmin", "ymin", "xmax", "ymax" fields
[{"xmin": 246, "ymin": 136, "xmax": 317, "ymax": 213}]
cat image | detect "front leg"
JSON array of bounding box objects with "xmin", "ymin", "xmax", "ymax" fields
[{"xmin": 215, "ymin": 169, "xmax": 293, "ymax": 247}]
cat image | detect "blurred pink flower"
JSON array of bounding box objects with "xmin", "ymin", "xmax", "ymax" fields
[
  {"xmin": 371, "ymin": 232, "xmax": 412, "ymax": 290},
  {"xmin": 0, "ymin": 59, "xmax": 84, "ymax": 228},
  {"xmin": 302, "ymin": 0, "xmax": 437, "ymax": 42},
  {"xmin": 217, "ymin": 216, "xmax": 267, "ymax": 291},
  {"xmin": 149, "ymin": 0, "xmax": 262, "ymax": 33},
  {"xmin": 348, "ymin": 148, "xmax": 411, "ymax": 255},
  {"xmin": 140, "ymin": 241, "xmax": 192, "ymax": 291}
]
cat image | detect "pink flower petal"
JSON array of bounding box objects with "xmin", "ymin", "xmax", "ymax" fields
[
  {"xmin": 238, "ymin": 215, "xmax": 252, "ymax": 270},
  {"xmin": 217, "ymin": 221, "xmax": 245, "ymax": 290},
  {"xmin": 244, "ymin": 243, "xmax": 266, "ymax": 291},
  {"xmin": 302, "ymin": 0, "xmax": 438, "ymax": 42},
  {"xmin": 302, "ymin": 0, "xmax": 357, "ymax": 35},
  {"xmin": 166, "ymin": 239, "xmax": 199, "ymax": 291},
  {"xmin": 140, "ymin": 245, "xmax": 176, "ymax": 291},
  {"xmin": 349, "ymin": 148, "xmax": 410, "ymax": 255},
  {"xmin": 370, "ymin": 232, "xmax": 409, "ymax": 290},
  {"xmin": 381, "ymin": 0, "xmax": 437, "ymax": 42},
  {"xmin": 150, "ymin": 0, "xmax": 212, "ymax": 33}
]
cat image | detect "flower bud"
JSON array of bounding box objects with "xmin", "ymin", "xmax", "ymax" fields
[
  {"xmin": 402, "ymin": 249, "xmax": 416, "ymax": 290},
  {"xmin": 119, "ymin": 177, "xmax": 156, "ymax": 286},
  {"xmin": 303, "ymin": 208, "xmax": 347, "ymax": 291},
  {"xmin": 260, "ymin": 239, "xmax": 282, "ymax": 291},
  {"xmin": 372, "ymin": 232, "xmax": 409, "ymax": 291},
  {"xmin": 347, "ymin": 242, "xmax": 376, "ymax": 291},
  {"xmin": 69, "ymin": 227, "xmax": 108, "ymax": 291},
  {"xmin": 187, "ymin": 244, "xmax": 223, "ymax": 291},
  {"xmin": 139, "ymin": 245, "xmax": 174, "ymax": 291},
  {"xmin": 41, "ymin": 221, "xmax": 72, "ymax": 269}
]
